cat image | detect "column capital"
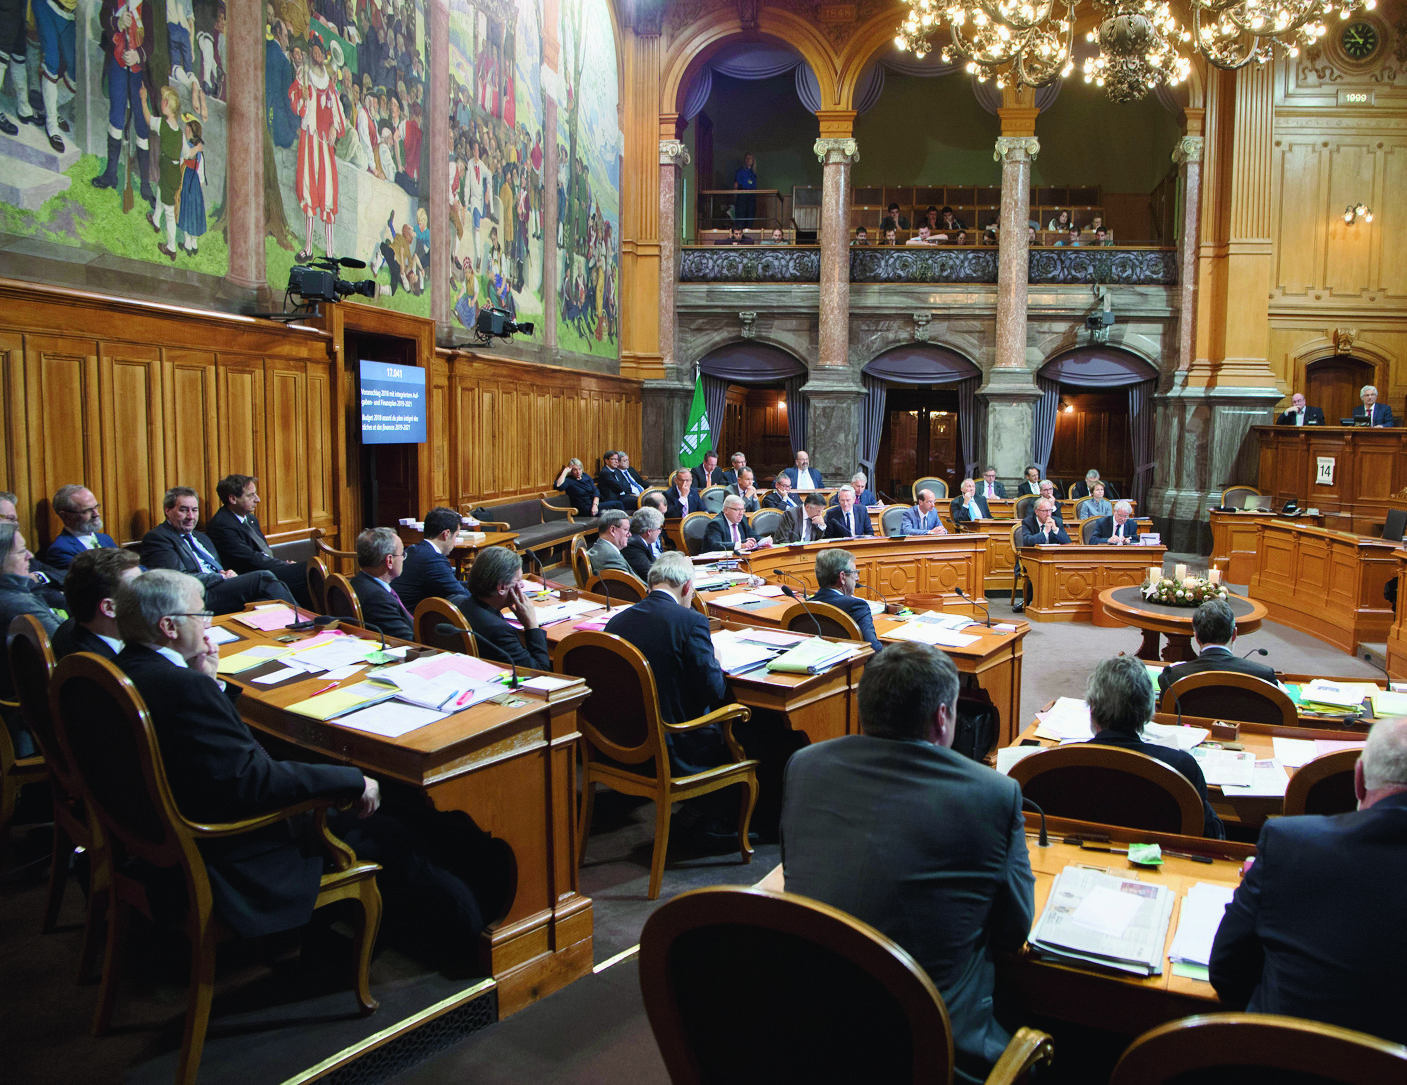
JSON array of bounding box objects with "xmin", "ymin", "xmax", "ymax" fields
[
  {"xmin": 993, "ymin": 136, "xmax": 1040, "ymax": 164},
  {"xmin": 813, "ymin": 137, "xmax": 859, "ymax": 165},
  {"xmin": 659, "ymin": 139, "xmax": 690, "ymax": 167},
  {"xmin": 1172, "ymin": 135, "xmax": 1204, "ymax": 165}
]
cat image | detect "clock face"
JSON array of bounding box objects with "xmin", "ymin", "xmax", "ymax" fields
[{"xmin": 1341, "ymin": 21, "xmax": 1379, "ymax": 60}]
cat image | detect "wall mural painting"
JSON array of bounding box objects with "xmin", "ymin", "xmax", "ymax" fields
[
  {"xmin": 264, "ymin": 0, "xmax": 429, "ymax": 314},
  {"xmin": 555, "ymin": 0, "xmax": 618, "ymax": 357},
  {"xmin": 447, "ymin": 0, "xmax": 544, "ymax": 340},
  {"xmin": 0, "ymin": 0, "xmax": 229, "ymax": 275}
]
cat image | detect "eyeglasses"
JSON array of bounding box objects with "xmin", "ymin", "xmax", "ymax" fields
[
  {"xmin": 0, "ymin": 511, "xmax": 17, "ymax": 523},
  {"xmin": 169, "ymin": 611, "xmax": 214, "ymax": 626},
  {"xmin": 72, "ymin": 503, "xmax": 101, "ymax": 516}
]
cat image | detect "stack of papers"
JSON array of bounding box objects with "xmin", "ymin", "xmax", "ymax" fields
[
  {"xmin": 885, "ymin": 620, "xmax": 979, "ymax": 648},
  {"xmin": 711, "ymin": 630, "xmax": 782, "ymax": 675},
  {"xmin": 1298, "ymin": 680, "xmax": 1378, "ymax": 711},
  {"xmin": 329, "ymin": 703, "xmax": 450, "ymax": 739},
  {"xmin": 530, "ymin": 599, "xmax": 602, "ymax": 626},
  {"xmin": 230, "ymin": 605, "xmax": 302, "ymax": 631},
  {"xmin": 1033, "ymin": 698, "xmax": 1094, "ymax": 741},
  {"xmin": 1168, "ymin": 882, "xmax": 1237, "ymax": 979},
  {"xmin": 286, "ymin": 634, "xmax": 386, "ymax": 672},
  {"xmin": 766, "ymin": 639, "xmax": 857, "ymax": 674},
  {"xmin": 1189, "ymin": 746, "xmax": 1257, "ymax": 787},
  {"xmin": 995, "ymin": 745, "xmax": 1045, "ymax": 775},
  {"xmin": 1271, "ymin": 736, "xmax": 1364, "ymax": 768},
  {"xmin": 1142, "ymin": 721, "xmax": 1210, "ymax": 752},
  {"xmin": 1029, "ymin": 867, "xmax": 1176, "ymax": 976},
  {"xmin": 1370, "ymin": 689, "xmax": 1407, "ymax": 716},
  {"xmin": 217, "ymin": 645, "xmax": 292, "ymax": 675},
  {"xmin": 1220, "ymin": 759, "xmax": 1289, "ymax": 797},
  {"xmin": 287, "ymin": 680, "xmax": 397, "ymax": 720},
  {"xmin": 908, "ymin": 611, "xmax": 977, "ymax": 631}
]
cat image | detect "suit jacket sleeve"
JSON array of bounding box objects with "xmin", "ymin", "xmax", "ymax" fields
[
  {"xmin": 686, "ymin": 610, "xmax": 728, "ymax": 713},
  {"xmin": 406, "ymin": 547, "xmax": 472, "ymax": 607},
  {"xmin": 596, "ymin": 471, "xmax": 626, "ymax": 502},
  {"xmin": 991, "ymin": 781, "xmax": 1038, "ymax": 952},
  {"xmin": 901, "ymin": 507, "xmax": 924, "ymax": 532},
  {"xmin": 1209, "ymin": 823, "xmax": 1269, "ymax": 1008},
  {"xmin": 702, "ymin": 518, "xmax": 730, "ymax": 551},
  {"xmin": 588, "ymin": 541, "xmax": 633, "ymax": 576}
]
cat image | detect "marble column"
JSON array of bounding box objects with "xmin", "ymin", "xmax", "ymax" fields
[
  {"xmin": 220, "ymin": 0, "xmax": 266, "ymax": 304},
  {"xmin": 1172, "ymin": 134, "xmax": 1203, "ymax": 374},
  {"xmin": 429, "ymin": 0, "xmax": 451, "ymax": 341},
  {"xmin": 800, "ymin": 368, "xmax": 866, "ymax": 487},
  {"xmin": 993, "ymin": 136, "xmax": 1038, "ymax": 371},
  {"xmin": 813, "ymin": 137, "xmax": 859, "ymax": 370},
  {"xmin": 658, "ymin": 139, "xmax": 689, "ymax": 378}
]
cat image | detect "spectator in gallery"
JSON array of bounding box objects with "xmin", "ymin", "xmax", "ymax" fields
[
  {"xmin": 853, "ymin": 226, "xmax": 869, "ymax": 245},
  {"xmin": 1027, "ymin": 225, "xmax": 1038, "ymax": 244},
  {"xmin": 884, "ymin": 227, "xmax": 898, "ymax": 245},
  {"xmin": 880, "ymin": 202, "xmax": 909, "ymax": 231},
  {"xmin": 1084, "ymin": 215, "xmax": 1105, "ymax": 235},
  {"xmin": 1094, "ymin": 227, "xmax": 1111, "ymax": 246},
  {"xmin": 1056, "ymin": 226, "xmax": 1082, "ymax": 247},
  {"xmin": 1047, "ymin": 208, "xmax": 1071, "ymax": 232},
  {"xmin": 938, "ymin": 206, "xmax": 964, "ymax": 231},
  {"xmin": 767, "ymin": 227, "xmax": 786, "ymax": 245},
  {"xmin": 733, "ymin": 151, "xmax": 757, "ymax": 225},
  {"xmin": 922, "ymin": 206, "xmax": 940, "ymax": 231},
  {"xmin": 954, "ymin": 230, "xmax": 969, "ymax": 245},
  {"xmin": 906, "ymin": 224, "xmax": 937, "ymax": 246}
]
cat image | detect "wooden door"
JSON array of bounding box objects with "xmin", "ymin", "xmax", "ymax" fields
[{"xmin": 1306, "ymin": 356, "xmax": 1375, "ymax": 424}]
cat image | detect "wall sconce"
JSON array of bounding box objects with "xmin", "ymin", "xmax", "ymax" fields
[
  {"xmin": 1344, "ymin": 203, "xmax": 1373, "ymax": 225},
  {"xmin": 1058, "ymin": 398, "xmax": 1075, "ymax": 414}
]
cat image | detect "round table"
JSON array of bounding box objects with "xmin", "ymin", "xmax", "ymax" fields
[{"xmin": 1098, "ymin": 586, "xmax": 1267, "ymax": 662}]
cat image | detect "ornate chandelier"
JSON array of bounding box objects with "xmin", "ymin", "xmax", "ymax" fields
[{"xmin": 895, "ymin": 0, "xmax": 1376, "ymax": 99}]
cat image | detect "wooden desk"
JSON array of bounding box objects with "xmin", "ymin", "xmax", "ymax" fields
[
  {"xmin": 1209, "ymin": 511, "xmax": 1323, "ymax": 585},
  {"xmin": 1019, "ymin": 544, "xmax": 1167, "ymax": 622},
  {"xmin": 700, "ymin": 590, "xmax": 1029, "ymax": 750},
  {"xmin": 1388, "ymin": 551, "xmax": 1407, "ymax": 679},
  {"xmin": 985, "ymin": 498, "xmax": 1139, "ymax": 522},
  {"xmin": 1099, "ymin": 586, "xmax": 1266, "ymax": 662},
  {"xmin": 1247, "ymin": 521, "xmax": 1400, "ymax": 653},
  {"xmin": 1255, "ymin": 424, "xmax": 1407, "ymax": 534},
  {"xmin": 219, "ymin": 617, "xmax": 594, "ymax": 1019}
]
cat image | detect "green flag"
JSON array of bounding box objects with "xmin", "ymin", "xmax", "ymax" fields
[{"xmin": 678, "ymin": 371, "xmax": 711, "ymax": 468}]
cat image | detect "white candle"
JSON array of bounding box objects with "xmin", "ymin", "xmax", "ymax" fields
[
  {"xmin": 1149, "ymin": 566, "xmax": 1161, "ymax": 584},
  {"xmin": 1208, "ymin": 568, "xmax": 1222, "ymax": 585},
  {"xmin": 1174, "ymin": 563, "xmax": 1187, "ymax": 581}
]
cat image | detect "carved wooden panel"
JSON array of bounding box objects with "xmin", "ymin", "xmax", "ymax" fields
[
  {"xmin": 166, "ymin": 351, "xmax": 221, "ymax": 516},
  {"xmin": 266, "ymin": 361, "xmax": 309, "ymax": 532},
  {"xmin": 216, "ymin": 354, "xmax": 265, "ymax": 485},
  {"xmin": 26, "ymin": 335, "xmax": 101, "ymax": 542},
  {"xmin": 306, "ymin": 360, "xmax": 335, "ymax": 528},
  {"xmin": 100, "ymin": 341, "xmax": 165, "ymax": 542}
]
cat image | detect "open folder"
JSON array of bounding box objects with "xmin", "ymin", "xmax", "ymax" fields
[{"xmin": 765, "ymin": 639, "xmax": 856, "ymax": 675}]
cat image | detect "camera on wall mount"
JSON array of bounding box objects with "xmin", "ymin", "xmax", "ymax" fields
[
  {"xmin": 250, "ymin": 256, "xmax": 377, "ymax": 321},
  {"xmin": 1086, "ymin": 309, "xmax": 1115, "ymax": 344},
  {"xmin": 449, "ymin": 307, "xmax": 536, "ymax": 349}
]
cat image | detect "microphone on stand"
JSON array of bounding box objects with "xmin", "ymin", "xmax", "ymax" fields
[
  {"xmin": 436, "ymin": 623, "xmax": 521, "ymax": 689},
  {"xmin": 287, "ymin": 600, "xmax": 317, "ymax": 632},
  {"xmin": 1242, "ymin": 646, "xmax": 1269, "ymax": 659},
  {"xmin": 855, "ymin": 581, "xmax": 893, "ymax": 616},
  {"xmin": 772, "ymin": 567, "xmax": 822, "ymax": 637},
  {"xmin": 954, "ymin": 586, "xmax": 991, "ymax": 627},
  {"xmin": 525, "ymin": 547, "xmax": 548, "ymax": 591},
  {"xmin": 1021, "ymin": 796, "xmax": 1051, "ymax": 848}
]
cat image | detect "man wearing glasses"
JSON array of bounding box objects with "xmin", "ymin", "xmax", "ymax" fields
[
  {"xmin": 809, "ymin": 547, "xmax": 884, "ymax": 655},
  {"xmin": 41, "ymin": 484, "xmax": 118, "ymax": 570}
]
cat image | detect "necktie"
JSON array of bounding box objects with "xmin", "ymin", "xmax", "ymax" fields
[
  {"xmin": 967, "ymin": 501, "xmax": 976, "ymax": 518},
  {"xmin": 186, "ymin": 534, "xmax": 222, "ymax": 575},
  {"xmin": 731, "ymin": 522, "xmax": 740, "ymax": 546},
  {"xmin": 247, "ymin": 518, "xmax": 273, "ymax": 557},
  {"xmin": 1296, "ymin": 410, "xmax": 1304, "ymax": 426}
]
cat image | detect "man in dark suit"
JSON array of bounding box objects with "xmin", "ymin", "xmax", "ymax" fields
[
  {"xmin": 0, "ymin": 490, "xmax": 67, "ymax": 610},
  {"xmin": 810, "ymin": 547, "xmax": 883, "ymax": 655},
  {"xmin": 1210, "ymin": 716, "xmax": 1407, "ymax": 1044},
  {"xmin": 780, "ymin": 450, "xmax": 823, "ymax": 491},
  {"xmin": 393, "ymin": 507, "xmax": 472, "ymax": 615},
  {"xmin": 691, "ymin": 451, "xmax": 727, "ymax": 491},
  {"xmin": 1020, "ymin": 499, "xmax": 1071, "ymax": 546},
  {"xmin": 141, "ymin": 487, "xmax": 295, "ymax": 615},
  {"xmin": 40, "ymin": 483, "xmax": 119, "ymax": 570},
  {"xmin": 114, "ymin": 570, "xmax": 376, "ymax": 939},
  {"xmin": 948, "ymin": 478, "xmax": 991, "ymax": 525},
  {"xmin": 824, "ymin": 485, "xmax": 874, "ymax": 539},
  {"xmin": 781, "ymin": 493, "xmax": 830, "ymax": 544},
  {"xmin": 1017, "ymin": 465, "xmax": 1043, "ymax": 497},
  {"xmin": 1085, "ymin": 655, "xmax": 1224, "ymax": 839},
  {"xmin": 664, "ymin": 469, "xmax": 704, "ymax": 519},
  {"xmin": 725, "ymin": 468, "xmax": 761, "ymax": 513},
  {"xmin": 979, "ymin": 467, "xmax": 1007, "ymax": 501},
  {"xmin": 1071, "ymin": 469, "xmax": 1120, "ymax": 500},
  {"xmin": 837, "ymin": 471, "xmax": 878, "ymax": 508},
  {"xmin": 703, "ymin": 495, "xmax": 760, "ymax": 553},
  {"xmin": 623, "ymin": 507, "xmax": 665, "ymax": 581},
  {"xmin": 1276, "ymin": 393, "xmax": 1325, "ymax": 427},
  {"xmin": 461, "ymin": 545, "xmax": 550, "ymax": 670},
  {"xmin": 616, "ymin": 452, "xmax": 650, "ymax": 498},
  {"xmin": 595, "ymin": 451, "xmax": 637, "ymax": 510},
  {"xmin": 51, "ymin": 546, "xmax": 142, "ymax": 659},
  {"xmin": 0, "ymin": 522, "xmax": 60, "ymax": 757},
  {"xmin": 781, "ymin": 642, "xmax": 1034, "ymax": 1081},
  {"xmin": 1157, "ymin": 598, "xmax": 1278, "ymax": 699},
  {"xmin": 763, "ymin": 474, "xmax": 800, "ymax": 512},
  {"xmin": 1090, "ymin": 501, "xmax": 1141, "ymax": 545},
  {"xmin": 206, "ymin": 474, "xmax": 310, "ymax": 607},
  {"xmin": 349, "ymin": 528, "xmax": 414, "ymax": 641},
  {"xmin": 1353, "ymin": 384, "xmax": 1396, "ymax": 427}
]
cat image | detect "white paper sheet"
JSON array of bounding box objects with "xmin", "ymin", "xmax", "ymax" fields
[
  {"xmin": 1034, "ymin": 697, "xmax": 1094, "ymax": 741},
  {"xmin": 330, "ymin": 703, "xmax": 449, "ymax": 738}
]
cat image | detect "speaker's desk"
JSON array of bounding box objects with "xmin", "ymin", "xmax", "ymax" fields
[
  {"xmin": 218, "ymin": 615, "xmax": 593, "ymax": 1019},
  {"xmin": 1019, "ymin": 544, "xmax": 1167, "ymax": 622},
  {"xmin": 1209, "ymin": 511, "xmax": 1324, "ymax": 586}
]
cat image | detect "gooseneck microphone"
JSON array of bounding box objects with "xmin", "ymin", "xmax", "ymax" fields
[
  {"xmin": 1242, "ymin": 646, "xmax": 1269, "ymax": 660},
  {"xmin": 955, "ymin": 586, "xmax": 991, "ymax": 627},
  {"xmin": 771, "ymin": 567, "xmax": 822, "ymax": 637},
  {"xmin": 322, "ymin": 614, "xmax": 389, "ymax": 661},
  {"xmin": 1021, "ymin": 796, "xmax": 1051, "ymax": 848},
  {"xmin": 436, "ymin": 623, "xmax": 521, "ymax": 689},
  {"xmin": 855, "ymin": 581, "xmax": 892, "ymax": 615}
]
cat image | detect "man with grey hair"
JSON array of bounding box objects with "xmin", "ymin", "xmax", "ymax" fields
[
  {"xmin": 847, "ymin": 471, "xmax": 878, "ymax": 507},
  {"xmin": 781, "ymin": 642, "xmax": 1035, "ymax": 1081},
  {"xmin": 623, "ymin": 506, "xmax": 664, "ymax": 580},
  {"xmin": 704, "ymin": 494, "xmax": 760, "ymax": 553},
  {"xmin": 1084, "ymin": 654, "xmax": 1223, "ymax": 838},
  {"xmin": 41, "ymin": 483, "xmax": 118, "ymax": 569},
  {"xmin": 1210, "ymin": 716, "xmax": 1407, "ymax": 1043},
  {"xmin": 722, "ymin": 451, "xmax": 747, "ymax": 486},
  {"xmin": 463, "ymin": 545, "xmax": 549, "ymax": 670},
  {"xmin": 1090, "ymin": 500, "xmax": 1140, "ymax": 545},
  {"xmin": 824, "ymin": 484, "xmax": 873, "ymax": 539},
  {"xmin": 811, "ymin": 547, "xmax": 883, "ymax": 655},
  {"xmin": 349, "ymin": 527, "xmax": 412, "ymax": 640},
  {"xmin": 1353, "ymin": 384, "xmax": 1395, "ymax": 428},
  {"xmin": 141, "ymin": 486, "xmax": 295, "ymax": 615},
  {"xmin": 1020, "ymin": 497, "xmax": 1070, "ymax": 546},
  {"xmin": 114, "ymin": 570, "xmax": 378, "ymax": 938},
  {"xmin": 1157, "ymin": 597, "xmax": 1277, "ymax": 699},
  {"xmin": 587, "ymin": 508, "xmax": 635, "ymax": 577}
]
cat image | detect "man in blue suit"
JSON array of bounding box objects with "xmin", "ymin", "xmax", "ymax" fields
[
  {"xmin": 348, "ymin": 527, "xmax": 414, "ymax": 641},
  {"xmin": 780, "ymin": 450, "xmax": 823, "ymax": 491},
  {"xmin": 781, "ymin": 642, "xmax": 1034, "ymax": 1082},
  {"xmin": 979, "ymin": 467, "xmax": 1007, "ymax": 501},
  {"xmin": 393, "ymin": 507, "xmax": 473, "ymax": 615},
  {"xmin": 901, "ymin": 488, "xmax": 948, "ymax": 535},
  {"xmin": 664, "ymin": 468, "xmax": 704, "ymax": 519},
  {"xmin": 462, "ymin": 545, "xmax": 550, "ymax": 670},
  {"xmin": 824, "ymin": 486, "xmax": 874, "ymax": 539},
  {"xmin": 1353, "ymin": 384, "xmax": 1397, "ymax": 427},
  {"xmin": 1090, "ymin": 501, "xmax": 1141, "ymax": 545},
  {"xmin": 1020, "ymin": 499, "xmax": 1071, "ymax": 546},
  {"xmin": 1210, "ymin": 716, "xmax": 1407, "ymax": 1045},
  {"xmin": 809, "ymin": 547, "xmax": 883, "ymax": 655},
  {"xmin": 41, "ymin": 484, "xmax": 118, "ymax": 570},
  {"xmin": 837, "ymin": 471, "xmax": 877, "ymax": 508},
  {"xmin": 949, "ymin": 478, "xmax": 991, "ymax": 525}
]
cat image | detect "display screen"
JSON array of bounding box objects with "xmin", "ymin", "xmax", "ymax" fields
[{"xmin": 359, "ymin": 360, "xmax": 426, "ymax": 444}]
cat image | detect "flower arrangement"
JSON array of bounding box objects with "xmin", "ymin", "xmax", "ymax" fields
[{"xmin": 1142, "ymin": 575, "xmax": 1228, "ymax": 608}]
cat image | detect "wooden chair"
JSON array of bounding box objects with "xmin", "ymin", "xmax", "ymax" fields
[
  {"xmin": 7, "ymin": 614, "xmax": 106, "ymax": 981},
  {"xmin": 324, "ymin": 572, "xmax": 363, "ymax": 622},
  {"xmin": 1221, "ymin": 485, "xmax": 1262, "ymax": 510},
  {"xmin": 551, "ymin": 631, "xmax": 758, "ymax": 900},
  {"xmin": 1160, "ymin": 671, "xmax": 1298, "ymax": 727},
  {"xmin": 700, "ymin": 485, "xmax": 727, "ymax": 514},
  {"xmin": 681, "ymin": 510, "xmax": 713, "ymax": 556},
  {"xmin": 311, "ymin": 527, "xmax": 357, "ymax": 572},
  {"xmin": 571, "ymin": 534, "xmax": 592, "ymax": 589},
  {"xmin": 638, "ymin": 886, "xmax": 1055, "ymax": 1085},
  {"xmin": 305, "ymin": 554, "xmax": 330, "ymax": 613},
  {"xmin": 690, "ymin": 591, "xmax": 711, "ymax": 617},
  {"xmin": 1009, "ymin": 744, "xmax": 1205, "ymax": 835},
  {"xmin": 779, "ymin": 600, "xmax": 863, "ymax": 641},
  {"xmin": 748, "ymin": 507, "xmax": 783, "ymax": 539},
  {"xmin": 1013, "ymin": 494, "xmax": 1035, "ymax": 522},
  {"xmin": 1110, "ymin": 1012, "xmax": 1407, "ymax": 1085},
  {"xmin": 48, "ymin": 653, "xmax": 382, "ymax": 1085},
  {"xmin": 0, "ymin": 619, "xmax": 48, "ymax": 873},
  {"xmin": 881, "ymin": 505, "xmax": 908, "ymax": 536},
  {"xmin": 914, "ymin": 475, "xmax": 949, "ymax": 500},
  {"xmin": 585, "ymin": 568, "xmax": 648, "ymax": 603},
  {"xmin": 412, "ymin": 596, "xmax": 478, "ymax": 656},
  {"xmin": 1283, "ymin": 747, "xmax": 1361, "ymax": 816}
]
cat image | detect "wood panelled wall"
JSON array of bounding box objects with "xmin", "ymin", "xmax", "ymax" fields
[{"xmin": 0, "ymin": 280, "xmax": 336, "ymax": 550}]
